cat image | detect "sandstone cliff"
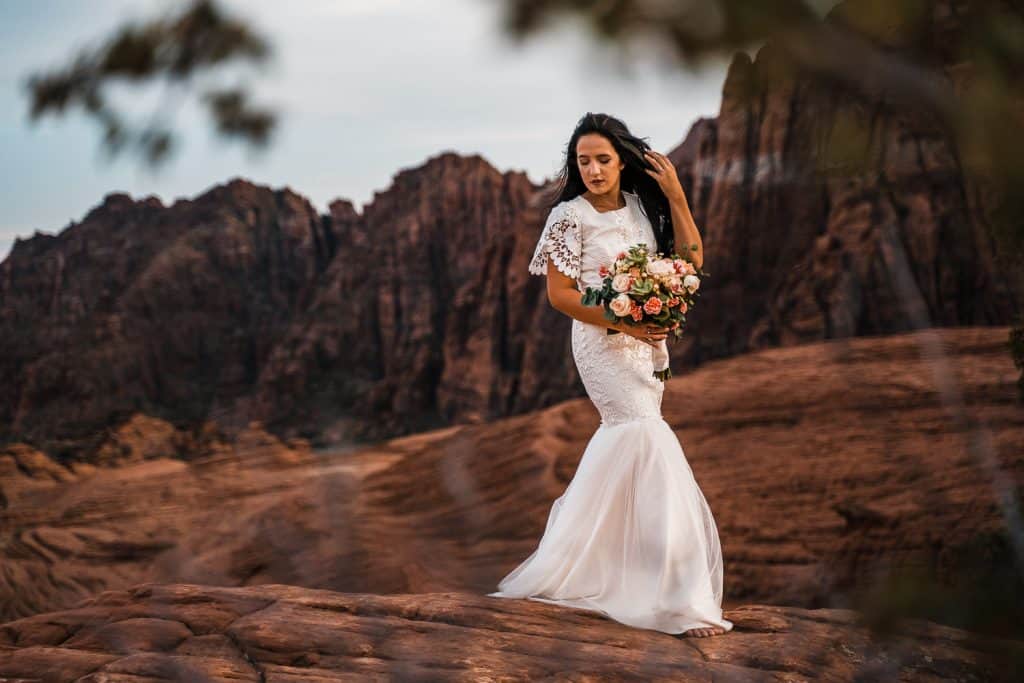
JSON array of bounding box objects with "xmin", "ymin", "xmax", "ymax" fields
[
  {"xmin": 669, "ymin": 37, "xmax": 1019, "ymax": 367},
  {"xmin": 0, "ymin": 181, "xmax": 339, "ymax": 454}
]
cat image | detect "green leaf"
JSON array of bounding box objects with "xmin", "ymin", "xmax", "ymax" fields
[{"xmin": 630, "ymin": 280, "xmax": 654, "ymax": 296}]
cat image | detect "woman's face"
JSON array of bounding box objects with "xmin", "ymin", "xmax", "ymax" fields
[{"xmin": 576, "ymin": 133, "xmax": 625, "ymax": 196}]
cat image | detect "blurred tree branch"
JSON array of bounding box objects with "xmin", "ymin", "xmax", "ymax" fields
[{"xmin": 24, "ymin": 0, "xmax": 276, "ymax": 167}]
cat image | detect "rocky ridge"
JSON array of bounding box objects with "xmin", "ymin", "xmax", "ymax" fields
[
  {"xmin": 2, "ymin": 328, "xmax": 1019, "ymax": 644},
  {"xmin": 1, "ymin": 582, "xmax": 1016, "ymax": 682}
]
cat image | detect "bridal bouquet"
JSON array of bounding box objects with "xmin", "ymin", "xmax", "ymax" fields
[{"xmin": 580, "ymin": 243, "xmax": 707, "ymax": 381}]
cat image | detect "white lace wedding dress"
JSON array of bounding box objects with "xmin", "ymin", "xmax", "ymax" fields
[{"xmin": 487, "ymin": 190, "xmax": 734, "ymax": 635}]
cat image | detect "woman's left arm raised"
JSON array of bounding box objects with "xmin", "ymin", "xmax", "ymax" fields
[{"xmin": 643, "ymin": 149, "xmax": 703, "ymax": 270}]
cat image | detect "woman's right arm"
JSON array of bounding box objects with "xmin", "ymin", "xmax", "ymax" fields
[{"xmin": 545, "ymin": 260, "xmax": 671, "ymax": 344}]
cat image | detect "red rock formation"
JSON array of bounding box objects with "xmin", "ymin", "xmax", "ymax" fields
[
  {"xmin": 0, "ymin": 179, "xmax": 337, "ymax": 457},
  {"xmin": 248, "ymin": 153, "xmax": 582, "ymax": 445},
  {"xmin": 0, "ymin": 155, "xmax": 587, "ymax": 454},
  {"xmin": 0, "ymin": 583, "xmax": 1015, "ymax": 682},
  {"xmin": 2, "ymin": 328, "xmax": 1019, "ymax": 643},
  {"xmin": 666, "ymin": 2, "xmax": 1022, "ymax": 370}
]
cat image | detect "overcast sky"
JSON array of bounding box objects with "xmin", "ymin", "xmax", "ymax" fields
[{"xmin": 0, "ymin": 0, "xmax": 736, "ymax": 261}]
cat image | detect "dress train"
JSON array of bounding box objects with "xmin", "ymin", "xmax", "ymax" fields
[{"xmin": 488, "ymin": 414, "xmax": 733, "ymax": 634}]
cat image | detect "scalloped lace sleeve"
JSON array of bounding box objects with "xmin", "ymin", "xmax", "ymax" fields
[{"xmin": 528, "ymin": 202, "xmax": 582, "ymax": 279}]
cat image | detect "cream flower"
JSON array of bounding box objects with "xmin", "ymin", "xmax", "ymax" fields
[
  {"xmin": 611, "ymin": 273, "xmax": 633, "ymax": 293},
  {"xmin": 609, "ymin": 293, "xmax": 632, "ymax": 316},
  {"xmin": 648, "ymin": 258, "xmax": 675, "ymax": 276}
]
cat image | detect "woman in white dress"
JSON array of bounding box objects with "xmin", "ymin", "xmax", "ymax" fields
[{"xmin": 488, "ymin": 113, "xmax": 732, "ymax": 638}]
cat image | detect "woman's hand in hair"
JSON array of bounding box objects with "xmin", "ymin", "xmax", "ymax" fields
[{"xmin": 642, "ymin": 150, "xmax": 685, "ymax": 203}]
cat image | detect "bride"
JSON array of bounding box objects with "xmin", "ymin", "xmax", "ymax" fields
[{"xmin": 488, "ymin": 112, "xmax": 732, "ymax": 638}]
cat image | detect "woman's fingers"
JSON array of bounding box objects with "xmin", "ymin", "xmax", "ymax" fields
[{"xmin": 631, "ymin": 322, "xmax": 681, "ymax": 344}]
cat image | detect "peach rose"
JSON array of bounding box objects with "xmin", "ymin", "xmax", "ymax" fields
[
  {"xmin": 609, "ymin": 293, "xmax": 632, "ymax": 317},
  {"xmin": 643, "ymin": 296, "xmax": 663, "ymax": 315},
  {"xmin": 611, "ymin": 273, "xmax": 633, "ymax": 293},
  {"xmin": 629, "ymin": 303, "xmax": 644, "ymax": 322}
]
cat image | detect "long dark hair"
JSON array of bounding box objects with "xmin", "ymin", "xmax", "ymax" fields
[{"xmin": 545, "ymin": 112, "xmax": 675, "ymax": 256}]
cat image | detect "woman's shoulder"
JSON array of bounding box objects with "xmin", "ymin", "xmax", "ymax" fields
[
  {"xmin": 556, "ymin": 194, "xmax": 586, "ymax": 211},
  {"xmin": 544, "ymin": 195, "xmax": 584, "ymax": 224}
]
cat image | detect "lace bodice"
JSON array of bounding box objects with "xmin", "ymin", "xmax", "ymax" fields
[
  {"xmin": 528, "ymin": 191, "xmax": 665, "ymax": 426},
  {"xmin": 528, "ymin": 191, "xmax": 655, "ymax": 291}
]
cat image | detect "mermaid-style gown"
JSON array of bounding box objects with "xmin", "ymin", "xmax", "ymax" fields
[{"xmin": 487, "ymin": 191, "xmax": 733, "ymax": 635}]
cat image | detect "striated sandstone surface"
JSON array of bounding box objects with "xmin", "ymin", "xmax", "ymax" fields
[
  {"xmin": 2, "ymin": 328, "xmax": 1019, "ymax": 640},
  {"xmin": 0, "ymin": 582, "xmax": 1017, "ymax": 682}
]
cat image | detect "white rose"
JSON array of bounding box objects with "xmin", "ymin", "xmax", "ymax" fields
[
  {"xmin": 611, "ymin": 273, "xmax": 633, "ymax": 293},
  {"xmin": 647, "ymin": 259, "xmax": 674, "ymax": 276},
  {"xmin": 683, "ymin": 274, "xmax": 700, "ymax": 293},
  {"xmin": 609, "ymin": 293, "xmax": 632, "ymax": 317}
]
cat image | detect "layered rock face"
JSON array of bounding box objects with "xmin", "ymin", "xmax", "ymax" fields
[
  {"xmin": 0, "ymin": 155, "xmax": 590, "ymax": 453},
  {"xmin": 246, "ymin": 154, "xmax": 580, "ymax": 444},
  {"xmin": 0, "ymin": 181, "xmax": 339, "ymax": 455},
  {"xmin": 668, "ymin": 1, "xmax": 1021, "ymax": 367}
]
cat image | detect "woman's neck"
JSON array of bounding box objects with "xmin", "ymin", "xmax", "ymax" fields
[{"xmin": 583, "ymin": 189, "xmax": 626, "ymax": 212}]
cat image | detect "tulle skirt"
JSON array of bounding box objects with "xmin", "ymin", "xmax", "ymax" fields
[{"xmin": 488, "ymin": 414, "xmax": 733, "ymax": 634}]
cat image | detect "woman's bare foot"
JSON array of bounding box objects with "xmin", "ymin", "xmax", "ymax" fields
[{"xmin": 680, "ymin": 625, "xmax": 727, "ymax": 637}]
